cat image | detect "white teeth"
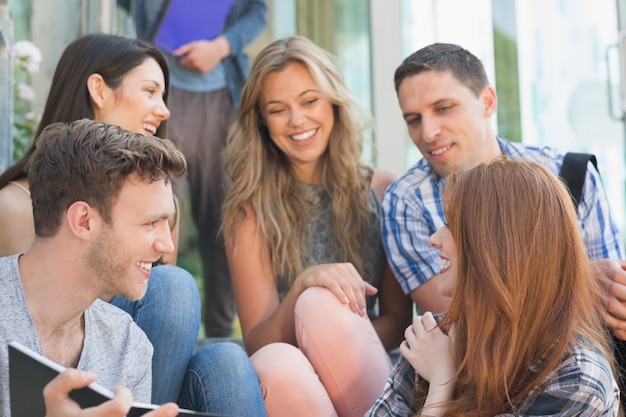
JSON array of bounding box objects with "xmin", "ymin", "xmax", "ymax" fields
[
  {"xmin": 291, "ymin": 129, "xmax": 316, "ymax": 141},
  {"xmin": 439, "ymin": 258, "xmax": 451, "ymax": 268},
  {"xmin": 137, "ymin": 261, "xmax": 152, "ymax": 272},
  {"xmin": 142, "ymin": 124, "xmax": 156, "ymax": 135},
  {"xmin": 431, "ymin": 146, "xmax": 450, "ymax": 156}
]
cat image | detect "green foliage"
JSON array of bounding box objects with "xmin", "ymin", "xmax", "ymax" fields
[
  {"xmin": 12, "ymin": 40, "xmax": 42, "ymax": 162},
  {"xmin": 493, "ymin": 27, "xmax": 523, "ymax": 142}
]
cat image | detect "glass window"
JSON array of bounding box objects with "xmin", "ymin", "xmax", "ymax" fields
[
  {"xmin": 400, "ymin": 0, "xmax": 625, "ymax": 233},
  {"xmin": 333, "ymin": 0, "xmax": 373, "ymax": 162},
  {"xmin": 278, "ymin": 0, "xmax": 374, "ymax": 163},
  {"xmin": 515, "ymin": 0, "xmax": 624, "ymax": 232}
]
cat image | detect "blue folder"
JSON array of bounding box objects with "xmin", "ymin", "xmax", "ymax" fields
[{"xmin": 152, "ymin": 0, "xmax": 234, "ymax": 54}]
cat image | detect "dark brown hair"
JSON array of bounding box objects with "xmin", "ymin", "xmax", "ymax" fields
[
  {"xmin": 29, "ymin": 119, "xmax": 185, "ymax": 237},
  {"xmin": 394, "ymin": 43, "xmax": 489, "ymax": 97},
  {"xmin": 0, "ymin": 33, "xmax": 170, "ymax": 189}
]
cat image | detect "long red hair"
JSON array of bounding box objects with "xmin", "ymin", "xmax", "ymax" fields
[{"xmin": 417, "ymin": 159, "xmax": 614, "ymax": 416}]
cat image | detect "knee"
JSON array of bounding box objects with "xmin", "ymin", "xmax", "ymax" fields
[
  {"xmin": 295, "ymin": 287, "xmax": 346, "ymax": 325},
  {"xmin": 251, "ymin": 343, "xmax": 311, "ymax": 385},
  {"xmin": 296, "ymin": 287, "xmax": 339, "ymax": 312},
  {"xmin": 149, "ymin": 265, "xmax": 201, "ymax": 310},
  {"xmin": 151, "ymin": 265, "xmax": 199, "ymax": 293},
  {"xmin": 252, "ymin": 343, "xmax": 334, "ymax": 409},
  {"xmin": 190, "ymin": 342, "xmax": 253, "ymax": 378},
  {"xmin": 141, "ymin": 266, "xmax": 201, "ymax": 333}
]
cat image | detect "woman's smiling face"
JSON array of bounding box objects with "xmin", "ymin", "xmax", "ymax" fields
[
  {"xmin": 93, "ymin": 57, "xmax": 170, "ymax": 137},
  {"xmin": 429, "ymin": 225, "xmax": 458, "ymax": 298},
  {"xmin": 259, "ymin": 61, "xmax": 335, "ymax": 184}
]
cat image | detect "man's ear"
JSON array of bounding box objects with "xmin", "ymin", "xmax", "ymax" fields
[
  {"xmin": 66, "ymin": 201, "xmax": 99, "ymax": 241},
  {"xmin": 87, "ymin": 73, "xmax": 107, "ymax": 110},
  {"xmin": 481, "ymin": 85, "xmax": 498, "ymax": 118}
]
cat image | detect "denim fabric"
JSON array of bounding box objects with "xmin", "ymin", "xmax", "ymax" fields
[
  {"xmin": 179, "ymin": 342, "xmax": 267, "ymax": 416},
  {"xmin": 111, "ymin": 264, "xmax": 201, "ymax": 404}
]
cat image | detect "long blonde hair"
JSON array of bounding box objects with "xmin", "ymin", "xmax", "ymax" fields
[
  {"xmin": 422, "ymin": 159, "xmax": 614, "ymax": 416},
  {"xmin": 222, "ymin": 36, "xmax": 373, "ymax": 282}
]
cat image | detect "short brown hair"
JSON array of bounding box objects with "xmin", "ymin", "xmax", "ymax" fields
[
  {"xmin": 394, "ymin": 43, "xmax": 489, "ymax": 97},
  {"xmin": 29, "ymin": 119, "xmax": 186, "ymax": 237}
]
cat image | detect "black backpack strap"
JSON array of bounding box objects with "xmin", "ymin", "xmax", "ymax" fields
[{"xmin": 559, "ymin": 152, "xmax": 598, "ymax": 211}]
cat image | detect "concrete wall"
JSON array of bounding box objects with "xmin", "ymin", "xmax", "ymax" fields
[
  {"xmin": 30, "ymin": 0, "xmax": 116, "ymax": 111},
  {"xmin": 0, "ymin": 0, "xmax": 12, "ymax": 172}
]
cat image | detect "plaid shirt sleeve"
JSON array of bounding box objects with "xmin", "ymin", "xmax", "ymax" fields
[
  {"xmin": 366, "ymin": 342, "xmax": 619, "ymax": 417},
  {"xmin": 365, "ymin": 356, "xmax": 421, "ymax": 417},
  {"xmin": 498, "ymin": 343, "xmax": 620, "ymax": 416},
  {"xmin": 380, "ymin": 168, "xmax": 447, "ymax": 295}
]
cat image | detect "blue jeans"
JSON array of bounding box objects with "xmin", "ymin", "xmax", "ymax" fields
[
  {"xmin": 178, "ymin": 342, "xmax": 267, "ymax": 416},
  {"xmin": 111, "ymin": 265, "xmax": 201, "ymax": 404}
]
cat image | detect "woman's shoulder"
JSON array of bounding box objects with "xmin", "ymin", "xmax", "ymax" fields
[
  {"xmin": 0, "ymin": 181, "xmax": 35, "ymax": 257},
  {"xmin": 0, "ymin": 181, "xmax": 32, "ymax": 216},
  {"xmin": 526, "ymin": 339, "xmax": 619, "ymax": 414}
]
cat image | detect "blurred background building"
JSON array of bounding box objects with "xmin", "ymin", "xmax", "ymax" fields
[{"xmin": 2, "ymin": 0, "xmax": 626, "ymax": 234}]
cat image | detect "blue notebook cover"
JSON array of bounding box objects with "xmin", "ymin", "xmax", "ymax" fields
[{"xmin": 153, "ymin": 0, "xmax": 234, "ymax": 54}]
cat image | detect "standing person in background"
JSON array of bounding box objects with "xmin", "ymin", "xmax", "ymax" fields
[{"xmin": 131, "ymin": 0, "xmax": 268, "ymax": 337}]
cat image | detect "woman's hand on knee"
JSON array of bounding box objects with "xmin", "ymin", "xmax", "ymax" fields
[{"xmin": 297, "ymin": 263, "xmax": 377, "ymax": 316}]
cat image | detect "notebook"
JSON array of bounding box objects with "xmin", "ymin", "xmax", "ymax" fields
[
  {"xmin": 152, "ymin": 0, "xmax": 234, "ymax": 54},
  {"xmin": 8, "ymin": 341, "xmax": 224, "ymax": 417}
]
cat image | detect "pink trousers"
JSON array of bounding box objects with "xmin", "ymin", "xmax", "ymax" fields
[{"xmin": 251, "ymin": 287, "xmax": 392, "ymax": 417}]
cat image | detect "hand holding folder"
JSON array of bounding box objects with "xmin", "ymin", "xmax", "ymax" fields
[
  {"xmin": 8, "ymin": 341, "xmax": 224, "ymax": 417},
  {"xmin": 152, "ymin": 0, "xmax": 234, "ymax": 55}
]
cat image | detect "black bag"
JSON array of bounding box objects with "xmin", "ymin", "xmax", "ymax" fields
[{"xmin": 558, "ymin": 152, "xmax": 597, "ymax": 211}]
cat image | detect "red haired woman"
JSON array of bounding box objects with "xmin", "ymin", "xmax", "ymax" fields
[{"xmin": 368, "ymin": 159, "xmax": 620, "ymax": 417}]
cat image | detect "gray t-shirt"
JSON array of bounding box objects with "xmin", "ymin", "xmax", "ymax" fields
[{"xmin": 0, "ymin": 254, "xmax": 153, "ymax": 415}]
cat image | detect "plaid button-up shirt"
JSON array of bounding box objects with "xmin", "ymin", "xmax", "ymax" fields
[
  {"xmin": 366, "ymin": 338, "xmax": 620, "ymax": 416},
  {"xmin": 381, "ymin": 137, "xmax": 625, "ymax": 297}
]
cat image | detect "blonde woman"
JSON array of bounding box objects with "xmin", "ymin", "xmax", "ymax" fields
[{"xmin": 222, "ymin": 36, "xmax": 412, "ymax": 417}]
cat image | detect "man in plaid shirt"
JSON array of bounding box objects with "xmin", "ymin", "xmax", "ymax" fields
[{"xmin": 376, "ymin": 42, "xmax": 624, "ymax": 414}]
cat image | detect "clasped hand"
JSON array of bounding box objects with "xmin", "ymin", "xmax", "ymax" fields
[
  {"xmin": 173, "ymin": 38, "xmax": 229, "ymax": 74},
  {"xmin": 400, "ymin": 312, "xmax": 456, "ymax": 386}
]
